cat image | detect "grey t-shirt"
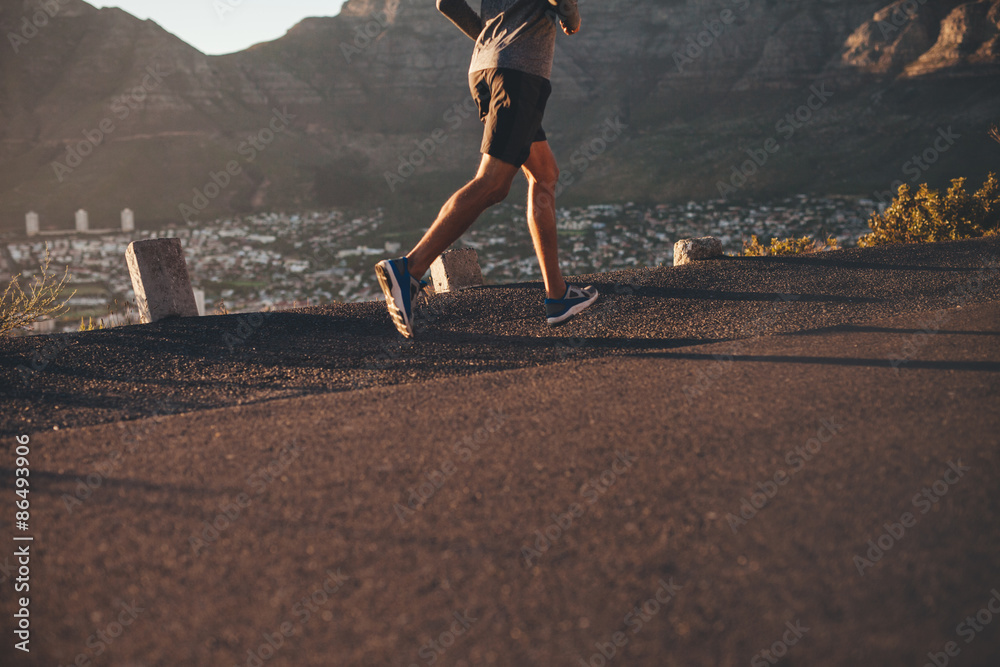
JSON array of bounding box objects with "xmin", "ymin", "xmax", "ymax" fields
[{"xmin": 437, "ymin": 0, "xmax": 581, "ymax": 80}]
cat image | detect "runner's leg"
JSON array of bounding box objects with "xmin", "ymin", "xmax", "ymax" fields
[
  {"xmin": 406, "ymin": 154, "xmax": 519, "ymax": 280},
  {"xmin": 522, "ymin": 140, "xmax": 567, "ymax": 299}
]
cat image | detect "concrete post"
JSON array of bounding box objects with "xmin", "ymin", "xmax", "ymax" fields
[
  {"xmin": 430, "ymin": 248, "xmax": 483, "ymax": 293},
  {"xmin": 126, "ymin": 238, "xmax": 199, "ymax": 323},
  {"xmin": 25, "ymin": 212, "xmax": 39, "ymax": 237},
  {"xmin": 121, "ymin": 208, "xmax": 135, "ymax": 233},
  {"xmin": 75, "ymin": 209, "xmax": 89, "ymax": 233},
  {"xmin": 192, "ymin": 288, "xmax": 206, "ymax": 317}
]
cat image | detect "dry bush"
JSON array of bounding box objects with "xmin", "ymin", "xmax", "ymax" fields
[
  {"xmin": 1, "ymin": 247, "xmax": 75, "ymax": 337},
  {"xmin": 743, "ymin": 235, "xmax": 838, "ymax": 257}
]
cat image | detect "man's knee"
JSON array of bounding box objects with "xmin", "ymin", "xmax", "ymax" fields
[
  {"xmin": 485, "ymin": 181, "xmax": 511, "ymax": 206},
  {"xmin": 537, "ymin": 164, "xmax": 559, "ymax": 189},
  {"xmin": 527, "ymin": 158, "xmax": 559, "ymax": 189},
  {"xmin": 475, "ymin": 175, "xmax": 512, "ymax": 206}
]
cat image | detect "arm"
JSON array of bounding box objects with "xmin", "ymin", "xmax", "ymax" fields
[
  {"xmin": 552, "ymin": 0, "xmax": 580, "ymax": 35},
  {"xmin": 436, "ymin": 0, "xmax": 483, "ymax": 41}
]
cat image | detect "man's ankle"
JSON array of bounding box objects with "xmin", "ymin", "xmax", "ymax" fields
[
  {"xmin": 546, "ymin": 281, "xmax": 568, "ymax": 300},
  {"xmin": 404, "ymin": 255, "xmax": 427, "ymax": 281}
]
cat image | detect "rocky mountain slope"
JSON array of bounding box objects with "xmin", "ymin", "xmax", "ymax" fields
[{"xmin": 0, "ymin": 0, "xmax": 998, "ymax": 232}]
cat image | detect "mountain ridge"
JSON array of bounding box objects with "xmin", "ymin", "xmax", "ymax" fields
[{"xmin": 1, "ymin": 0, "xmax": 998, "ymax": 232}]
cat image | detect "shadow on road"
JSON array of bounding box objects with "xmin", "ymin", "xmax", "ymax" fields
[{"xmin": 637, "ymin": 351, "xmax": 1000, "ymax": 372}]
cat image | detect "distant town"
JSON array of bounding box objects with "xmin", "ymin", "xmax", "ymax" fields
[{"xmin": 3, "ymin": 196, "xmax": 880, "ymax": 333}]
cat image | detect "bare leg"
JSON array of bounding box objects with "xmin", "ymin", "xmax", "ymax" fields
[
  {"xmin": 521, "ymin": 141, "xmax": 567, "ymax": 299},
  {"xmin": 406, "ymin": 154, "xmax": 519, "ymax": 279}
]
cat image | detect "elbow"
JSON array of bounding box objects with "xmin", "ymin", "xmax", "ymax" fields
[{"xmin": 562, "ymin": 19, "xmax": 581, "ymax": 36}]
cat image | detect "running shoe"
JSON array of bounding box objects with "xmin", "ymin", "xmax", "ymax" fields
[
  {"xmin": 545, "ymin": 284, "xmax": 599, "ymax": 326},
  {"xmin": 375, "ymin": 257, "xmax": 425, "ymax": 338}
]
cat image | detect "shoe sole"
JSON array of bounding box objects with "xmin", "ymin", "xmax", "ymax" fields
[
  {"xmin": 375, "ymin": 261, "xmax": 413, "ymax": 338},
  {"xmin": 546, "ymin": 289, "xmax": 599, "ymax": 326}
]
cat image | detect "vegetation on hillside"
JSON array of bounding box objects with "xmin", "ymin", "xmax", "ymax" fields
[
  {"xmin": 1, "ymin": 248, "xmax": 75, "ymax": 337},
  {"xmin": 742, "ymin": 235, "xmax": 839, "ymax": 256},
  {"xmin": 78, "ymin": 299, "xmax": 141, "ymax": 332},
  {"xmin": 78, "ymin": 317, "xmax": 106, "ymax": 332},
  {"xmin": 859, "ymin": 173, "xmax": 1000, "ymax": 247}
]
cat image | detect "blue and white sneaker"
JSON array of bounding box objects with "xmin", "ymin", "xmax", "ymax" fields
[
  {"xmin": 375, "ymin": 257, "xmax": 425, "ymax": 338},
  {"xmin": 545, "ymin": 284, "xmax": 599, "ymax": 326}
]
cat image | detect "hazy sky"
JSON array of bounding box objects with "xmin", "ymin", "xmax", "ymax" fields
[{"xmin": 95, "ymin": 1, "xmax": 350, "ymax": 55}]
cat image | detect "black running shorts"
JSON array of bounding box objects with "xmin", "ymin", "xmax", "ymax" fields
[{"xmin": 469, "ymin": 67, "xmax": 552, "ymax": 168}]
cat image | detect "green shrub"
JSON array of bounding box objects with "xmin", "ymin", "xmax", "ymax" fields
[
  {"xmin": 859, "ymin": 173, "xmax": 1000, "ymax": 247},
  {"xmin": 1, "ymin": 247, "xmax": 75, "ymax": 337},
  {"xmin": 743, "ymin": 235, "xmax": 838, "ymax": 257}
]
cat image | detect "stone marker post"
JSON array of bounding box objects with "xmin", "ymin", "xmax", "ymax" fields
[
  {"xmin": 121, "ymin": 208, "xmax": 135, "ymax": 233},
  {"xmin": 126, "ymin": 238, "xmax": 199, "ymax": 323},
  {"xmin": 75, "ymin": 209, "xmax": 89, "ymax": 233},
  {"xmin": 25, "ymin": 212, "xmax": 39, "ymax": 237},
  {"xmin": 192, "ymin": 288, "xmax": 206, "ymax": 317},
  {"xmin": 430, "ymin": 248, "xmax": 483, "ymax": 293}
]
